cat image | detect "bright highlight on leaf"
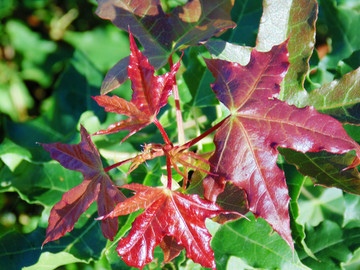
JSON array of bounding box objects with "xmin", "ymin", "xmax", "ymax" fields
[
  {"xmin": 40, "ymin": 125, "xmax": 126, "ymax": 246},
  {"xmin": 204, "ymin": 40, "xmax": 360, "ymax": 248},
  {"xmin": 93, "ymin": 31, "xmax": 180, "ymax": 141},
  {"xmin": 98, "ymin": 183, "xmax": 225, "ymax": 269}
]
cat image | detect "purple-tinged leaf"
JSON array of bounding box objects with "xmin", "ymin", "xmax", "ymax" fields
[
  {"xmin": 41, "ymin": 125, "xmax": 126, "ymax": 245},
  {"xmin": 96, "ymin": 0, "xmax": 235, "ymax": 94},
  {"xmin": 204, "ymin": 40, "xmax": 360, "ymax": 248}
]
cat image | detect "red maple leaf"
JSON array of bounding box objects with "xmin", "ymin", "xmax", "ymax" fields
[
  {"xmin": 93, "ymin": 31, "xmax": 181, "ymax": 141},
  {"xmin": 204, "ymin": 40, "xmax": 360, "ymax": 248},
  {"xmin": 99, "ymin": 183, "xmax": 224, "ymax": 269},
  {"xmin": 41, "ymin": 125, "xmax": 126, "ymax": 245}
]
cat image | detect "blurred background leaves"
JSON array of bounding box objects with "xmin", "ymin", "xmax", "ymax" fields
[{"xmin": 0, "ymin": 0, "xmax": 360, "ymax": 269}]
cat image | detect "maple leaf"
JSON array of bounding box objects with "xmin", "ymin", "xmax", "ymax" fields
[
  {"xmin": 93, "ymin": 31, "xmax": 180, "ymax": 141},
  {"xmin": 40, "ymin": 125, "xmax": 126, "ymax": 245},
  {"xmin": 203, "ymin": 40, "xmax": 360, "ymax": 248},
  {"xmin": 99, "ymin": 183, "xmax": 224, "ymax": 269},
  {"xmin": 95, "ymin": 0, "xmax": 236, "ymax": 94}
]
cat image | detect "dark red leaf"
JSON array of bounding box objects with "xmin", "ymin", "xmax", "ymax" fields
[
  {"xmin": 41, "ymin": 125, "xmax": 126, "ymax": 245},
  {"xmin": 95, "ymin": 0, "xmax": 236, "ymax": 94},
  {"xmin": 160, "ymin": 236, "xmax": 184, "ymax": 263},
  {"xmin": 212, "ymin": 182, "xmax": 249, "ymax": 224},
  {"xmin": 204, "ymin": 40, "xmax": 360, "ymax": 248},
  {"xmin": 100, "ymin": 183, "xmax": 224, "ymax": 269},
  {"xmin": 93, "ymin": 32, "xmax": 180, "ymax": 140}
]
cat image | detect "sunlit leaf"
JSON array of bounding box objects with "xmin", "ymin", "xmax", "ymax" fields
[
  {"xmin": 100, "ymin": 183, "xmax": 225, "ymax": 269},
  {"xmin": 204, "ymin": 40, "xmax": 360, "ymax": 248}
]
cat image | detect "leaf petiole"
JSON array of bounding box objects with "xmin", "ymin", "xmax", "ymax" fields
[
  {"xmin": 182, "ymin": 117, "xmax": 228, "ymax": 149},
  {"xmin": 153, "ymin": 118, "xmax": 172, "ymax": 146},
  {"xmin": 169, "ymin": 54, "xmax": 185, "ymax": 145}
]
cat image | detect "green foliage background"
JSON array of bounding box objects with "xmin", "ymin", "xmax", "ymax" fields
[{"xmin": 0, "ymin": 0, "xmax": 360, "ymax": 269}]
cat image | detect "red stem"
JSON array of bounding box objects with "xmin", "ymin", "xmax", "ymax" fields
[
  {"xmin": 169, "ymin": 55, "xmax": 185, "ymax": 144},
  {"xmin": 166, "ymin": 155, "xmax": 172, "ymax": 189},
  {"xmin": 153, "ymin": 118, "xmax": 172, "ymax": 145},
  {"xmin": 182, "ymin": 117, "xmax": 228, "ymax": 149},
  {"xmin": 104, "ymin": 158, "xmax": 132, "ymax": 173}
]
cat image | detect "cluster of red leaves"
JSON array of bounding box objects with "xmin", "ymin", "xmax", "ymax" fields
[
  {"xmin": 93, "ymin": 31, "xmax": 181, "ymax": 142},
  {"xmin": 40, "ymin": 0, "xmax": 360, "ymax": 269}
]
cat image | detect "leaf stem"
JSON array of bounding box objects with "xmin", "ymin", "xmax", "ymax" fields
[
  {"xmin": 166, "ymin": 155, "xmax": 172, "ymax": 189},
  {"xmin": 169, "ymin": 55, "xmax": 185, "ymax": 145},
  {"xmin": 104, "ymin": 158, "xmax": 132, "ymax": 173},
  {"xmin": 153, "ymin": 118, "xmax": 172, "ymax": 145},
  {"xmin": 182, "ymin": 117, "xmax": 228, "ymax": 149}
]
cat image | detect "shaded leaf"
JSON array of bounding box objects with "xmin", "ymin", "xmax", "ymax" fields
[
  {"xmin": 95, "ymin": 0, "xmax": 236, "ymax": 94},
  {"xmin": 41, "ymin": 125, "xmax": 125, "ymax": 245},
  {"xmin": 212, "ymin": 182, "xmax": 249, "ymax": 224},
  {"xmin": 0, "ymin": 212, "xmax": 106, "ymax": 270},
  {"xmin": 280, "ymin": 149, "xmax": 360, "ymax": 195},
  {"xmin": 159, "ymin": 236, "xmax": 184, "ymax": 263},
  {"xmin": 93, "ymin": 32, "xmax": 180, "ymax": 140},
  {"xmin": 204, "ymin": 40, "xmax": 360, "ymax": 248},
  {"xmin": 101, "ymin": 183, "xmax": 224, "ymax": 269},
  {"xmin": 219, "ymin": 0, "xmax": 262, "ymax": 46}
]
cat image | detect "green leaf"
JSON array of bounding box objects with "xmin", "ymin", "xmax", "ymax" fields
[
  {"xmin": 343, "ymin": 194, "xmax": 360, "ymax": 228},
  {"xmin": 298, "ymin": 68, "xmax": 360, "ymax": 125},
  {"xmin": 0, "ymin": 63, "xmax": 34, "ymax": 121},
  {"xmin": 281, "ymin": 0, "xmax": 318, "ymax": 101},
  {"xmin": 0, "ymin": 212, "xmax": 106, "ymax": 270},
  {"xmin": 220, "ymin": 0, "xmax": 263, "ymax": 46},
  {"xmin": 279, "ymin": 148, "xmax": 360, "ymax": 195},
  {"xmin": 318, "ymin": 0, "xmax": 360, "ymax": 69},
  {"xmin": 256, "ymin": 0, "xmax": 318, "ymax": 102},
  {"xmin": 300, "ymin": 220, "xmax": 360, "ymax": 270},
  {"xmin": 4, "ymin": 50, "xmax": 105, "ymax": 160},
  {"xmin": 22, "ymin": 252, "xmax": 84, "ymax": 270},
  {"xmin": 0, "ymin": 160, "xmax": 83, "ymax": 207},
  {"xmin": 281, "ymin": 162, "xmax": 307, "ymax": 246},
  {"xmin": 5, "ymin": 20, "xmax": 58, "ymax": 86},
  {"xmin": 205, "ymin": 40, "xmax": 252, "ymax": 65},
  {"xmin": 297, "ymin": 187, "xmax": 344, "ymax": 227},
  {"xmin": 182, "ymin": 46, "xmax": 218, "ymax": 109},
  {"xmin": 64, "ymin": 25, "xmax": 130, "ymax": 73},
  {"xmin": 211, "ymin": 214, "xmax": 310, "ymax": 270}
]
